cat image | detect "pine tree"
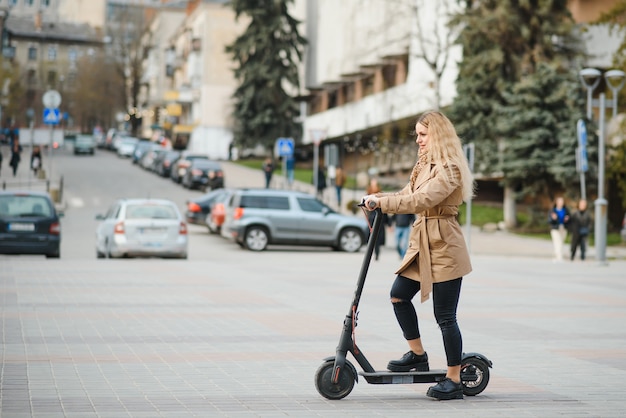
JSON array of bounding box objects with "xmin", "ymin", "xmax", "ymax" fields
[
  {"xmin": 225, "ymin": 0, "xmax": 307, "ymax": 152},
  {"xmin": 497, "ymin": 63, "xmax": 588, "ymax": 199},
  {"xmin": 448, "ymin": 0, "xmax": 587, "ymax": 218}
]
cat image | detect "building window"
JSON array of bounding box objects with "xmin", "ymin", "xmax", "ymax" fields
[
  {"xmin": 328, "ymin": 90, "xmax": 338, "ymax": 109},
  {"xmin": 26, "ymin": 0, "xmax": 35, "ymax": 6},
  {"xmin": 27, "ymin": 69, "xmax": 37, "ymax": 86},
  {"xmin": 382, "ymin": 65, "xmax": 396, "ymax": 89},
  {"xmin": 9, "ymin": 0, "xmax": 18, "ymax": 6},
  {"xmin": 68, "ymin": 48, "xmax": 77, "ymax": 64},
  {"xmin": 342, "ymin": 84, "xmax": 355, "ymax": 103},
  {"xmin": 42, "ymin": 0, "xmax": 51, "ymax": 7},
  {"xmin": 66, "ymin": 72, "xmax": 77, "ymax": 87},
  {"xmin": 47, "ymin": 70, "xmax": 56, "ymax": 86},
  {"xmin": 47, "ymin": 46, "xmax": 56, "ymax": 61},
  {"xmin": 28, "ymin": 46, "xmax": 37, "ymax": 61},
  {"xmin": 362, "ymin": 75, "xmax": 374, "ymax": 97},
  {"xmin": 26, "ymin": 89, "xmax": 36, "ymax": 103}
]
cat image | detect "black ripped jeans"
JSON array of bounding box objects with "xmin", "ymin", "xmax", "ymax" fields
[{"xmin": 390, "ymin": 275, "xmax": 463, "ymax": 366}]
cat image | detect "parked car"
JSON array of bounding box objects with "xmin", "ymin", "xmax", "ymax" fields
[
  {"xmin": 621, "ymin": 212, "xmax": 626, "ymax": 243},
  {"xmin": 222, "ymin": 189, "xmax": 368, "ymax": 252},
  {"xmin": 101, "ymin": 128, "xmax": 117, "ymax": 149},
  {"xmin": 154, "ymin": 150, "xmax": 181, "ymax": 177},
  {"xmin": 74, "ymin": 134, "xmax": 96, "ymax": 155},
  {"xmin": 110, "ymin": 131, "xmax": 132, "ymax": 152},
  {"xmin": 185, "ymin": 188, "xmax": 230, "ymax": 226},
  {"xmin": 95, "ymin": 198, "xmax": 188, "ymax": 259},
  {"xmin": 0, "ymin": 191, "xmax": 62, "ymax": 258},
  {"xmin": 116, "ymin": 136, "xmax": 140, "ymax": 158},
  {"xmin": 131, "ymin": 140, "xmax": 158, "ymax": 164},
  {"xmin": 181, "ymin": 159, "xmax": 224, "ymax": 190},
  {"xmin": 170, "ymin": 153, "xmax": 209, "ymax": 183},
  {"xmin": 139, "ymin": 146, "xmax": 167, "ymax": 171}
]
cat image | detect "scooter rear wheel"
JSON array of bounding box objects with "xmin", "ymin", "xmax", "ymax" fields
[
  {"xmin": 315, "ymin": 359, "xmax": 355, "ymax": 400},
  {"xmin": 461, "ymin": 357, "xmax": 490, "ymax": 396}
]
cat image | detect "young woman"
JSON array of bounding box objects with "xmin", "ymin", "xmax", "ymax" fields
[{"xmin": 363, "ymin": 111, "xmax": 474, "ymax": 400}]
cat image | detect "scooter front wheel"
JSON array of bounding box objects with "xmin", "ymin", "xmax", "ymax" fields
[
  {"xmin": 315, "ymin": 359, "xmax": 355, "ymax": 400},
  {"xmin": 461, "ymin": 357, "xmax": 490, "ymax": 396}
]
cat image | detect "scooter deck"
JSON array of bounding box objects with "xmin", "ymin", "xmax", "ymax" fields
[{"xmin": 359, "ymin": 369, "xmax": 447, "ymax": 385}]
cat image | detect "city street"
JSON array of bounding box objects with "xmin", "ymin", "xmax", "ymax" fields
[{"xmin": 1, "ymin": 147, "xmax": 625, "ymax": 417}]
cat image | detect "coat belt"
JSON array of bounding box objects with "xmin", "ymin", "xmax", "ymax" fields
[{"xmin": 416, "ymin": 214, "xmax": 455, "ymax": 303}]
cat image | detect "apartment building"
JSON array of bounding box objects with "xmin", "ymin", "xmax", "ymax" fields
[
  {"xmin": 0, "ymin": 0, "xmax": 107, "ymax": 128},
  {"xmin": 302, "ymin": 0, "xmax": 622, "ymax": 183},
  {"xmin": 138, "ymin": 0, "xmax": 246, "ymax": 159}
]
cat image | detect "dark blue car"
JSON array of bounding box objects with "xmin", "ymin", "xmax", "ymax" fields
[{"xmin": 0, "ymin": 191, "xmax": 62, "ymax": 258}]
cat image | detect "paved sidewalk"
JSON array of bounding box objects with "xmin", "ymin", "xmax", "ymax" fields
[
  {"xmin": 2, "ymin": 246, "xmax": 625, "ymax": 417},
  {"xmin": 2, "ymin": 153, "xmax": 626, "ymax": 417}
]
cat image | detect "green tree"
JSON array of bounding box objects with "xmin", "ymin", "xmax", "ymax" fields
[
  {"xmin": 225, "ymin": 0, "xmax": 307, "ymax": 152},
  {"xmin": 105, "ymin": 3, "xmax": 149, "ymax": 135},
  {"xmin": 497, "ymin": 63, "xmax": 587, "ymax": 199},
  {"xmin": 448, "ymin": 0, "xmax": 585, "ymax": 225},
  {"xmin": 0, "ymin": 60, "xmax": 25, "ymax": 127},
  {"xmin": 67, "ymin": 52, "xmax": 125, "ymax": 133}
]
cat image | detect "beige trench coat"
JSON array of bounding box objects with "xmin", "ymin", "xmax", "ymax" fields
[{"xmin": 377, "ymin": 163, "xmax": 472, "ymax": 303}]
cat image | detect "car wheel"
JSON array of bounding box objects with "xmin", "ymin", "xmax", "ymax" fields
[
  {"xmin": 338, "ymin": 228, "xmax": 363, "ymax": 253},
  {"xmin": 244, "ymin": 226, "xmax": 269, "ymax": 251},
  {"xmin": 45, "ymin": 251, "xmax": 60, "ymax": 259}
]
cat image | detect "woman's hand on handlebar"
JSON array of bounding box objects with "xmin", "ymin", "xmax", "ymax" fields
[{"xmin": 362, "ymin": 195, "xmax": 379, "ymax": 210}]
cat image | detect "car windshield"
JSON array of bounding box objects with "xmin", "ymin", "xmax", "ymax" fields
[
  {"xmin": 125, "ymin": 204, "xmax": 178, "ymax": 220},
  {"xmin": 0, "ymin": 195, "xmax": 53, "ymax": 217},
  {"xmin": 76, "ymin": 136, "xmax": 93, "ymax": 144},
  {"xmin": 192, "ymin": 160, "xmax": 221, "ymax": 169}
]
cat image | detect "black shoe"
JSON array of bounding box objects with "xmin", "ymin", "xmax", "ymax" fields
[
  {"xmin": 387, "ymin": 351, "xmax": 429, "ymax": 372},
  {"xmin": 426, "ymin": 377, "xmax": 463, "ymax": 400}
]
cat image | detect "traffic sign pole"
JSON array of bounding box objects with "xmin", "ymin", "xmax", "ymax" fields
[{"xmin": 42, "ymin": 90, "xmax": 62, "ymax": 183}]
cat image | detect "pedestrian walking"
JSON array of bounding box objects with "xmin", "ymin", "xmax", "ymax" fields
[
  {"xmin": 262, "ymin": 157, "xmax": 274, "ymax": 189},
  {"xmin": 316, "ymin": 166, "xmax": 326, "ymax": 200},
  {"xmin": 392, "ymin": 213, "xmax": 415, "ymax": 258},
  {"xmin": 363, "ymin": 110, "xmax": 475, "ymax": 400},
  {"xmin": 31, "ymin": 145, "xmax": 43, "ymax": 176},
  {"xmin": 569, "ymin": 199, "xmax": 591, "ymax": 261},
  {"xmin": 286, "ymin": 156, "xmax": 295, "ymax": 187},
  {"xmin": 548, "ymin": 196, "xmax": 570, "ymax": 262},
  {"xmin": 334, "ymin": 166, "xmax": 346, "ymax": 210}
]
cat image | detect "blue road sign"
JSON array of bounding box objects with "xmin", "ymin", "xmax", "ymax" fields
[
  {"xmin": 43, "ymin": 108, "xmax": 60, "ymax": 125},
  {"xmin": 276, "ymin": 137, "xmax": 294, "ymax": 157}
]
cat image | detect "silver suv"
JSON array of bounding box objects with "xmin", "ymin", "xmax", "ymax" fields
[{"xmin": 223, "ymin": 189, "xmax": 368, "ymax": 252}]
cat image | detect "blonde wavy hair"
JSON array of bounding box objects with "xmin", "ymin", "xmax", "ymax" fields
[{"xmin": 416, "ymin": 111, "xmax": 475, "ymax": 202}]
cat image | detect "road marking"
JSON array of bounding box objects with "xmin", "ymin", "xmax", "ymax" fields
[{"xmin": 69, "ymin": 197, "xmax": 84, "ymax": 208}]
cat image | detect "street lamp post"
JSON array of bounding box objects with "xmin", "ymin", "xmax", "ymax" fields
[
  {"xmin": 578, "ymin": 68, "xmax": 625, "ymax": 265},
  {"xmin": 579, "ymin": 68, "xmax": 601, "ymax": 120},
  {"xmin": 605, "ymin": 70, "xmax": 626, "ymax": 119}
]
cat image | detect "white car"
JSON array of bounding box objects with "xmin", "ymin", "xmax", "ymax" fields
[
  {"xmin": 95, "ymin": 198, "xmax": 188, "ymax": 259},
  {"xmin": 116, "ymin": 137, "xmax": 140, "ymax": 158}
]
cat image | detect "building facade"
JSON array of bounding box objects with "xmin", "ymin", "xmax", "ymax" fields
[{"xmin": 139, "ymin": 0, "xmax": 246, "ymax": 159}]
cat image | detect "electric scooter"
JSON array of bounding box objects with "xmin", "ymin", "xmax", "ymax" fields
[{"xmin": 315, "ymin": 204, "xmax": 492, "ymax": 400}]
